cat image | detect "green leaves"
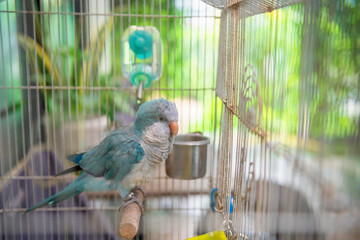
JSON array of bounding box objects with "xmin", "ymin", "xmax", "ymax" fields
[{"xmin": 18, "ymin": 14, "xmax": 116, "ymax": 121}]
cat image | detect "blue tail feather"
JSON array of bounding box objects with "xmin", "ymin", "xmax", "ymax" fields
[{"xmin": 24, "ymin": 182, "xmax": 82, "ymax": 214}]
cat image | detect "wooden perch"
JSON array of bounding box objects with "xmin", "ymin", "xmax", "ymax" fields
[{"xmin": 119, "ymin": 189, "xmax": 145, "ymax": 239}]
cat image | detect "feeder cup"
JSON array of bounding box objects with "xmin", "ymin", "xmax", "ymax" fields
[{"xmin": 166, "ymin": 133, "xmax": 210, "ymax": 180}]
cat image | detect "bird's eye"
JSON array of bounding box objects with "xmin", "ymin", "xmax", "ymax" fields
[{"xmin": 159, "ymin": 117, "xmax": 164, "ymax": 121}]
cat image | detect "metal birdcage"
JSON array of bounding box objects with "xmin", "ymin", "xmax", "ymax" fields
[{"xmin": 0, "ymin": 0, "xmax": 359, "ymax": 239}]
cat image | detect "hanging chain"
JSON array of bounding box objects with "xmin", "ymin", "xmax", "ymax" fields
[
  {"xmin": 222, "ymin": 217, "xmax": 249, "ymax": 240},
  {"xmin": 214, "ymin": 192, "xmax": 249, "ymax": 240}
]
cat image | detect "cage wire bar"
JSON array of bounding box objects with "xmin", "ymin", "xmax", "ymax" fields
[
  {"xmin": 213, "ymin": 0, "xmax": 360, "ymax": 239},
  {"xmin": 1, "ymin": 0, "xmax": 360, "ymax": 239},
  {"xmin": 0, "ymin": 0, "xmax": 220, "ymax": 239}
]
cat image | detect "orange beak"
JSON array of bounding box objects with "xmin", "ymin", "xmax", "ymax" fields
[{"xmin": 169, "ymin": 122, "xmax": 179, "ymax": 136}]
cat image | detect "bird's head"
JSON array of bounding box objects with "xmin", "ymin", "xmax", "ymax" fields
[{"xmin": 134, "ymin": 98, "xmax": 179, "ymax": 137}]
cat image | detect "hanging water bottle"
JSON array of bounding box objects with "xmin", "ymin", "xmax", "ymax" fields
[{"xmin": 121, "ymin": 26, "xmax": 162, "ymax": 91}]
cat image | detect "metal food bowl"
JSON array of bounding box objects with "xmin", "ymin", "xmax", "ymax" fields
[{"xmin": 166, "ymin": 133, "xmax": 210, "ymax": 180}]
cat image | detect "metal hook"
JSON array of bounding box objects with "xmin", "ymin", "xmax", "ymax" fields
[
  {"xmin": 136, "ymin": 82, "xmax": 144, "ymax": 111},
  {"xmin": 136, "ymin": 81, "xmax": 144, "ymax": 102}
]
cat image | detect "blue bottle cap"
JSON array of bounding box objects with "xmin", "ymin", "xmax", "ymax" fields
[
  {"xmin": 129, "ymin": 30, "xmax": 153, "ymax": 59},
  {"xmin": 130, "ymin": 64, "xmax": 156, "ymax": 88}
]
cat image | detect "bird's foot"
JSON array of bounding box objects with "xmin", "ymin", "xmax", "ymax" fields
[
  {"xmin": 123, "ymin": 192, "xmax": 135, "ymax": 202},
  {"xmin": 122, "ymin": 196, "xmax": 145, "ymax": 213},
  {"xmin": 119, "ymin": 188, "xmax": 146, "ymax": 213},
  {"xmin": 134, "ymin": 187, "xmax": 146, "ymax": 198}
]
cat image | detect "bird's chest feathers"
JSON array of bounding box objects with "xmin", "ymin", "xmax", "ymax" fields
[
  {"xmin": 141, "ymin": 122, "xmax": 174, "ymax": 163},
  {"xmin": 121, "ymin": 122, "xmax": 173, "ymax": 188}
]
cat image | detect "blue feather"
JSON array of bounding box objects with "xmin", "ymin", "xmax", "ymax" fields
[
  {"xmin": 67, "ymin": 152, "xmax": 85, "ymax": 164},
  {"xmin": 24, "ymin": 174, "xmax": 85, "ymax": 213}
]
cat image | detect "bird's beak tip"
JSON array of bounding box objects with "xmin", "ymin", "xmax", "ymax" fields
[{"xmin": 169, "ymin": 121, "xmax": 179, "ymax": 136}]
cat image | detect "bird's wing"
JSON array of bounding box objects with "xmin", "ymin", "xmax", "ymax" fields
[{"xmin": 77, "ymin": 130, "xmax": 145, "ymax": 181}]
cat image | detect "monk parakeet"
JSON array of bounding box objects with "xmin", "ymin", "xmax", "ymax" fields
[{"xmin": 25, "ymin": 98, "xmax": 179, "ymax": 213}]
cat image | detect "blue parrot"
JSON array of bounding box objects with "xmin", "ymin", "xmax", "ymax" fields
[{"xmin": 25, "ymin": 98, "xmax": 179, "ymax": 213}]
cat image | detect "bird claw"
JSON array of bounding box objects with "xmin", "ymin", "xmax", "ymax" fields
[
  {"xmin": 123, "ymin": 192, "xmax": 134, "ymax": 202},
  {"xmin": 122, "ymin": 197, "xmax": 145, "ymax": 213},
  {"xmin": 119, "ymin": 188, "xmax": 146, "ymax": 213},
  {"xmin": 135, "ymin": 187, "xmax": 146, "ymax": 198}
]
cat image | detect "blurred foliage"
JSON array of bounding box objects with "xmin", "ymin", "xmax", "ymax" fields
[
  {"xmin": 17, "ymin": 0, "xmax": 121, "ymax": 124},
  {"xmin": 0, "ymin": 0, "xmax": 21, "ymax": 111},
  {"xmin": 2, "ymin": 0, "xmax": 359, "ymax": 137},
  {"xmin": 308, "ymin": 0, "xmax": 359, "ymax": 140},
  {"xmin": 243, "ymin": 1, "xmax": 359, "ymax": 141}
]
